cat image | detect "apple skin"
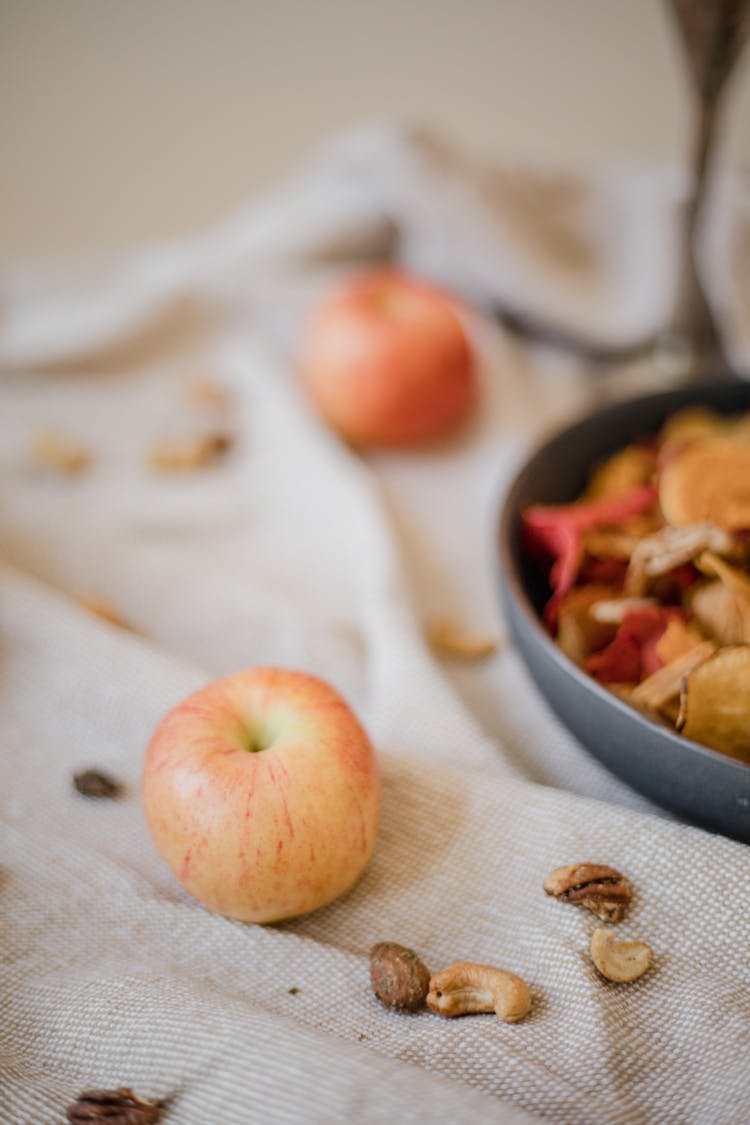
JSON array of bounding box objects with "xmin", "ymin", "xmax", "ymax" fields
[
  {"xmin": 299, "ymin": 269, "xmax": 477, "ymax": 448},
  {"xmin": 142, "ymin": 667, "xmax": 380, "ymax": 923}
]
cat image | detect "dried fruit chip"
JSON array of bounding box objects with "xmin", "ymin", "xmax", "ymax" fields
[
  {"xmin": 688, "ymin": 580, "xmax": 746, "ymax": 646},
  {"xmin": 586, "ymin": 605, "xmax": 683, "ymax": 685},
  {"xmin": 556, "ymin": 585, "xmax": 618, "ymax": 666},
  {"xmin": 654, "ymin": 617, "xmax": 708, "ymax": 665},
  {"xmin": 585, "ymin": 444, "xmax": 656, "ymax": 500},
  {"xmin": 658, "ymin": 438, "xmax": 750, "ymax": 531},
  {"xmin": 657, "ymin": 405, "xmax": 728, "ymax": 453},
  {"xmin": 679, "ymin": 645, "xmax": 750, "ymax": 763},
  {"xmin": 623, "ymin": 522, "xmax": 732, "ymax": 597},
  {"xmin": 520, "ymin": 405, "xmax": 750, "ymax": 761},
  {"xmin": 630, "ymin": 641, "xmax": 715, "ymax": 713},
  {"xmin": 522, "ymin": 485, "xmax": 656, "ymax": 627}
]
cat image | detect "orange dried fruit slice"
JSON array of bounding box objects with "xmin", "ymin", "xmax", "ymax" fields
[
  {"xmin": 688, "ymin": 580, "xmax": 746, "ymax": 646},
  {"xmin": 693, "ymin": 552, "xmax": 750, "ymax": 644},
  {"xmin": 631, "ymin": 640, "xmax": 715, "ymax": 712},
  {"xmin": 556, "ymin": 586, "xmax": 617, "ymax": 665},
  {"xmin": 657, "ymin": 406, "xmax": 727, "ymax": 452},
  {"xmin": 585, "ymin": 445, "xmax": 656, "ymax": 501},
  {"xmin": 654, "ymin": 617, "xmax": 707, "ymax": 665},
  {"xmin": 658, "ymin": 438, "xmax": 750, "ymax": 530},
  {"xmin": 678, "ymin": 645, "xmax": 750, "ymax": 763}
]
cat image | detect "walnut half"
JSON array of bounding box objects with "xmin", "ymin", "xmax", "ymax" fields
[{"xmin": 66, "ymin": 1087, "xmax": 162, "ymax": 1124}]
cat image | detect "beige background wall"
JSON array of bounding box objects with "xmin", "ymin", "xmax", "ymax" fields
[{"xmin": 2, "ymin": 0, "xmax": 750, "ymax": 259}]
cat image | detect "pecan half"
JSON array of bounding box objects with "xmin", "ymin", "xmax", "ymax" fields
[
  {"xmin": 66, "ymin": 1087, "xmax": 162, "ymax": 1124},
  {"xmin": 543, "ymin": 863, "xmax": 632, "ymax": 922},
  {"xmin": 72, "ymin": 769, "xmax": 124, "ymax": 800}
]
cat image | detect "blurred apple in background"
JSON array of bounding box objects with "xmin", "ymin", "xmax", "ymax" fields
[
  {"xmin": 142, "ymin": 667, "xmax": 380, "ymax": 923},
  {"xmin": 299, "ymin": 269, "xmax": 477, "ymax": 448}
]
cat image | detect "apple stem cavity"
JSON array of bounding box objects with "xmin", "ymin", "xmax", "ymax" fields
[{"xmin": 239, "ymin": 715, "xmax": 282, "ymax": 754}]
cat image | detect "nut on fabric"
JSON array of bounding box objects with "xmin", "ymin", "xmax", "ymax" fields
[
  {"xmin": 72, "ymin": 769, "xmax": 124, "ymax": 800},
  {"xmin": 149, "ymin": 430, "xmax": 232, "ymax": 471},
  {"xmin": 543, "ymin": 863, "xmax": 632, "ymax": 922},
  {"xmin": 426, "ymin": 962, "xmax": 531, "ymax": 1023},
  {"xmin": 66, "ymin": 1087, "xmax": 162, "ymax": 1124},
  {"xmin": 369, "ymin": 942, "xmax": 431, "ymax": 1011},
  {"xmin": 425, "ymin": 618, "xmax": 499, "ymax": 660},
  {"xmin": 590, "ymin": 926, "xmax": 653, "ymax": 983}
]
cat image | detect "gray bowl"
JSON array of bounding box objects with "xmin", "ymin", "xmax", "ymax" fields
[{"xmin": 498, "ymin": 380, "xmax": 750, "ymax": 842}]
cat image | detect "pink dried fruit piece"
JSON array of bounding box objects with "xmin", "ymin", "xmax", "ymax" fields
[
  {"xmin": 522, "ymin": 485, "xmax": 657, "ymax": 628},
  {"xmin": 585, "ymin": 605, "xmax": 686, "ymax": 685}
]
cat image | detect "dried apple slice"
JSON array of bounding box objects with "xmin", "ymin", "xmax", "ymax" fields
[
  {"xmin": 586, "ymin": 605, "xmax": 683, "ymax": 685},
  {"xmin": 697, "ymin": 550, "xmax": 750, "ymax": 597},
  {"xmin": 678, "ymin": 645, "xmax": 750, "ymax": 763},
  {"xmin": 688, "ymin": 579, "xmax": 746, "ymax": 646},
  {"xmin": 654, "ymin": 617, "xmax": 708, "ymax": 665},
  {"xmin": 556, "ymin": 586, "xmax": 617, "ymax": 665},
  {"xmin": 658, "ymin": 439, "xmax": 750, "ymax": 530},
  {"xmin": 631, "ymin": 640, "xmax": 715, "ymax": 712},
  {"xmin": 522, "ymin": 484, "xmax": 656, "ymax": 628},
  {"xmin": 657, "ymin": 406, "xmax": 727, "ymax": 452},
  {"xmin": 585, "ymin": 445, "xmax": 656, "ymax": 500},
  {"xmin": 624, "ymin": 522, "xmax": 734, "ymax": 597},
  {"xmin": 694, "ymin": 552, "xmax": 750, "ymax": 644}
]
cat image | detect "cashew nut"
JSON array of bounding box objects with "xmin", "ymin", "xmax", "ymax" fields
[
  {"xmin": 590, "ymin": 926, "xmax": 653, "ymax": 983},
  {"xmin": 426, "ymin": 961, "xmax": 532, "ymax": 1023}
]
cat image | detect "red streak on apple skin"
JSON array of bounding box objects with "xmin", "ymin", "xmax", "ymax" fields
[{"xmin": 243, "ymin": 765, "xmax": 257, "ymax": 820}]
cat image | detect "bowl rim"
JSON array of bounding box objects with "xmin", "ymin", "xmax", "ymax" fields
[{"xmin": 497, "ymin": 378, "xmax": 750, "ymax": 781}]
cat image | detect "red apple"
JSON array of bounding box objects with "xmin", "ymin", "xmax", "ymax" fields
[
  {"xmin": 299, "ymin": 269, "xmax": 477, "ymax": 447},
  {"xmin": 142, "ymin": 667, "xmax": 380, "ymax": 923}
]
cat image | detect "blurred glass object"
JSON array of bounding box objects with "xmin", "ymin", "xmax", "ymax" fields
[{"xmin": 657, "ymin": 0, "xmax": 750, "ymax": 378}]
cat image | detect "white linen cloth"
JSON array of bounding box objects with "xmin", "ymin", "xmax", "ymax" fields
[{"xmin": 1, "ymin": 125, "xmax": 749, "ymax": 1125}]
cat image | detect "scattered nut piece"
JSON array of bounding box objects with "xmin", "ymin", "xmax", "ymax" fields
[
  {"xmin": 73, "ymin": 769, "xmax": 124, "ymax": 800},
  {"xmin": 30, "ymin": 429, "xmax": 90, "ymax": 474},
  {"xmin": 590, "ymin": 926, "xmax": 653, "ymax": 983},
  {"xmin": 66, "ymin": 1086, "xmax": 162, "ymax": 1124},
  {"xmin": 425, "ymin": 618, "xmax": 499, "ymax": 661},
  {"xmin": 185, "ymin": 378, "xmax": 230, "ymax": 407},
  {"xmin": 369, "ymin": 941, "xmax": 431, "ymax": 1011},
  {"xmin": 149, "ymin": 431, "xmax": 232, "ymax": 471},
  {"xmin": 426, "ymin": 962, "xmax": 531, "ymax": 1023},
  {"xmin": 543, "ymin": 863, "xmax": 632, "ymax": 922},
  {"xmin": 77, "ymin": 595, "xmax": 131, "ymax": 630}
]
